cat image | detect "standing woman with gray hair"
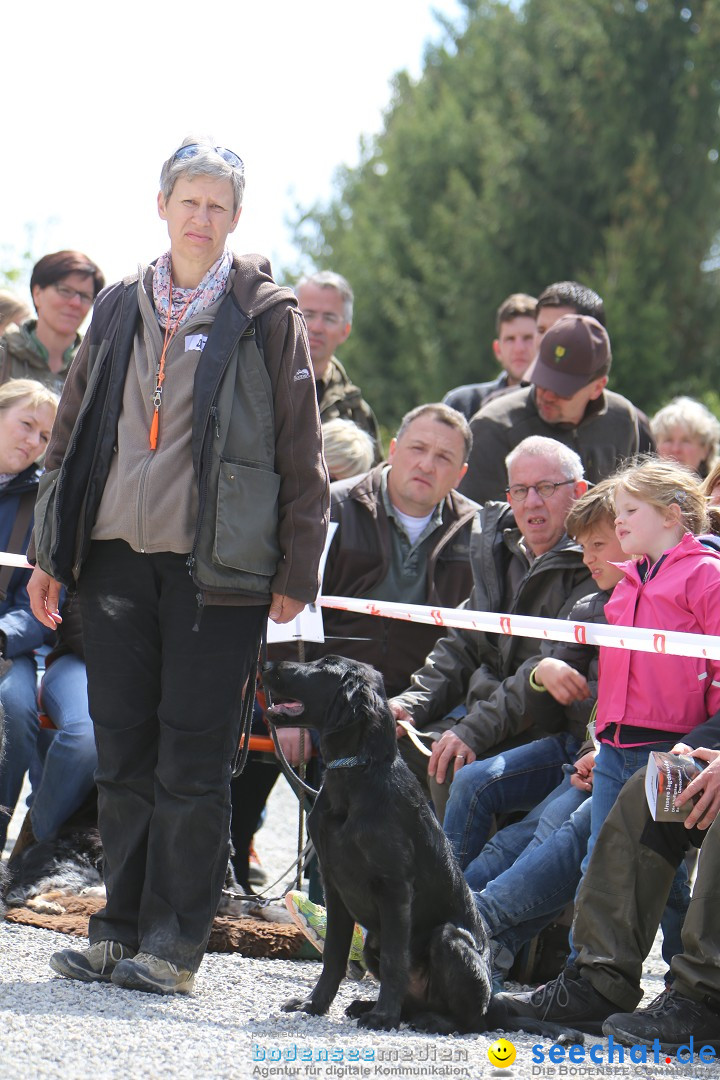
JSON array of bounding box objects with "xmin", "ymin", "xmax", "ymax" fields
[{"xmin": 27, "ymin": 136, "xmax": 329, "ymax": 995}]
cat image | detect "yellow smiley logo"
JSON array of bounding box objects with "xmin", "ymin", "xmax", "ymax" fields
[{"xmin": 488, "ymin": 1038, "xmax": 517, "ymax": 1068}]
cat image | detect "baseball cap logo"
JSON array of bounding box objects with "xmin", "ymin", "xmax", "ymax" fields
[{"xmin": 554, "ymin": 346, "xmax": 566, "ymax": 362}]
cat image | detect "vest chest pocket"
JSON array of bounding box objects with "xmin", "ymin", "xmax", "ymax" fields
[{"xmin": 213, "ymin": 460, "xmax": 281, "ymax": 576}]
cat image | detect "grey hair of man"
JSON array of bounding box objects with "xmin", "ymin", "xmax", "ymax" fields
[
  {"xmin": 159, "ymin": 136, "xmax": 245, "ymax": 215},
  {"xmin": 505, "ymin": 435, "xmax": 585, "ymax": 482},
  {"xmin": 395, "ymin": 403, "xmax": 472, "ymax": 462},
  {"xmin": 296, "ymin": 271, "xmax": 354, "ymax": 325}
]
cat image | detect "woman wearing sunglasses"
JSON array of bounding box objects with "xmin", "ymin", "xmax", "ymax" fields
[
  {"xmin": 28, "ymin": 136, "xmax": 329, "ymax": 995},
  {"xmin": 0, "ymin": 251, "xmax": 104, "ymax": 394}
]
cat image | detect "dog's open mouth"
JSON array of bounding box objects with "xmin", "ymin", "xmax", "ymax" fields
[{"xmin": 265, "ymin": 700, "xmax": 305, "ymax": 721}]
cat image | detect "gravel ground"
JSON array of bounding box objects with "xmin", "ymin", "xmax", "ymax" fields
[{"xmin": 1, "ymin": 777, "xmax": 717, "ymax": 1080}]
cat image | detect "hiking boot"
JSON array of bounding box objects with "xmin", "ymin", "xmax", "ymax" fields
[
  {"xmin": 603, "ymin": 989, "xmax": 720, "ymax": 1052},
  {"xmin": 488, "ymin": 966, "xmax": 617, "ymax": 1036},
  {"xmin": 285, "ymin": 890, "xmax": 366, "ymax": 965},
  {"xmin": 50, "ymin": 940, "xmax": 136, "ymax": 984},
  {"xmin": 111, "ymin": 951, "xmax": 195, "ymax": 995}
]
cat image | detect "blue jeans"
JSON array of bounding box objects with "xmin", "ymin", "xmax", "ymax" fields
[
  {"xmin": 29, "ymin": 654, "xmax": 97, "ymax": 842},
  {"xmin": 0, "ymin": 655, "xmax": 39, "ymax": 850},
  {"xmin": 470, "ymin": 776, "xmax": 591, "ymax": 979},
  {"xmin": 443, "ymin": 733, "xmax": 580, "ymax": 869},
  {"xmin": 568, "ymin": 740, "xmax": 690, "ymax": 967}
]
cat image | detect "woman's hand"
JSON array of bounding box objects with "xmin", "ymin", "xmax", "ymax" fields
[
  {"xmin": 27, "ymin": 567, "xmax": 63, "ymax": 629},
  {"xmin": 269, "ymin": 594, "xmax": 305, "ymax": 624}
]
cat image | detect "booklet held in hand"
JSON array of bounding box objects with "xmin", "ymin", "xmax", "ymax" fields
[{"xmin": 645, "ymin": 751, "xmax": 705, "ymax": 821}]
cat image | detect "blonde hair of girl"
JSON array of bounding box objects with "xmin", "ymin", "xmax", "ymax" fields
[{"xmin": 612, "ymin": 456, "xmax": 708, "ymax": 536}]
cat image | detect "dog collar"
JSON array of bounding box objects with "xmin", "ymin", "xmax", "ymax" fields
[{"xmin": 325, "ymin": 755, "xmax": 370, "ymax": 770}]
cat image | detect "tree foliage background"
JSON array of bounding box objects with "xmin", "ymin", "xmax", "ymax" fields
[{"xmin": 295, "ymin": 0, "xmax": 720, "ymax": 428}]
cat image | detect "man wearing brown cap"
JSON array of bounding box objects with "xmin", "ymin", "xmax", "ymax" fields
[{"xmin": 458, "ymin": 314, "xmax": 649, "ymax": 505}]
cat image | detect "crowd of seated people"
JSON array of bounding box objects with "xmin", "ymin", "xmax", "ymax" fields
[{"xmin": 276, "ymin": 276, "xmax": 720, "ymax": 1046}]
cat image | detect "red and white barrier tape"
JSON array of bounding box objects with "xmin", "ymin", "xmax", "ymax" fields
[
  {"xmin": 319, "ymin": 595, "xmax": 720, "ymax": 662},
  {"xmin": 4, "ymin": 546, "xmax": 716, "ymax": 661},
  {"xmin": 0, "ymin": 553, "xmax": 32, "ymax": 569}
]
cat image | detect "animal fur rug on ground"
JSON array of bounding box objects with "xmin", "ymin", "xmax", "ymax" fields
[
  {"xmin": 4, "ymin": 893, "xmax": 306, "ymax": 959},
  {"xmin": 2, "ymin": 801, "xmax": 308, "ymax": 960}
]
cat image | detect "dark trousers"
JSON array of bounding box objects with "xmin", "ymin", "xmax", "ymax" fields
[
  {"xmin": 78, "ymin": 540, "xmax": 267, "ymax": 971},
  {"xmin": 230, "ymin": 757, "xmax": 280, "ymax": 890},
  {"xmin": 575, "ymin": 767, "xmax": 717, "ymax": 1011}
]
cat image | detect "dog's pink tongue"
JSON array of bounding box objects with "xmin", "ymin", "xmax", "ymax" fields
[{"xmin": 267, "ymin": 701, "xmax": 304, "ymax": 718}]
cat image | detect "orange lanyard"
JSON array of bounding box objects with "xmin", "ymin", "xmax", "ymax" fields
[{"xmin": 150, "ymin": 283, "xmax": 194, "ymax": 450}]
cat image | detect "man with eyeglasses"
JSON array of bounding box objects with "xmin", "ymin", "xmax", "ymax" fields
[
  {"xmin": 295, "ymin": 271, "xmax": 383, "ymax": 463},
  {"xmin": 391, "ymin": 434, "xmax": 593, "ymax": 817},
  {"xmin": 0, "ymin": 251, "xmax": 104, "ymax": 395},
  {"xmin": 459, "ymin": 313, "xmax": 649, "ymax": 506}
]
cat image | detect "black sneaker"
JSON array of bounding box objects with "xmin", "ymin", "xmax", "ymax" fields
[
  {"xmin": 488, "ymin": 966, "xmax": 617, "ymax": 1036},
  {"xmin": 603, "ymin": 989, "xmax": 720, "ymax": 1052}
]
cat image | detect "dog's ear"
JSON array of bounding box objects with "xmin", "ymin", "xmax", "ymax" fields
[
  {"xmin": 329, "ymin": 667, "xmax": 396, "ymax": 763},
  {"xmin": 323, "ymin": 668, "xmax": 364, "ymax": 756}
]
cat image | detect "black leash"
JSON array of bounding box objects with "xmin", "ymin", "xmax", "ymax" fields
[
  {"xmin": 231, "ymin": 630, "xmax": 262, "ymax": 779},
  {"xmin": 232, "ymin": 629, "xmax": 320, "ymax": 798},
  {"xmin": 228, "ymin": 630, "xmax": 320, "ymax": 904}
]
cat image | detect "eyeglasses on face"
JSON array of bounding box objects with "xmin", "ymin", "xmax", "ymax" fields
[
  {"xmin": 52, "ymin": 283, "xmax": 95, "ymax": 305},
  {"xmin": 172, "ymin": 143, "xmax": 244, "ymax": 172},
  {"xmin": 506, "ymin": 479, "xmax": 576, "ymax": 501}
]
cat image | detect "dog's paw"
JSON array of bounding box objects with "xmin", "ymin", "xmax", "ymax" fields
[
  {"xmin": 282, "ymin": 996, "xmax": 328, "ymax": 1016},
  {"xmin": 80, "ymin": 884, "xmax": 106, "ymax": 899},
  {"xmin": 356, "ymin": 1009, "xmax": 401, "ymax": 1031},
  {"xmin": 27, "ymin": 899, "xmax": 66, "ymax": 915},
  {"xmin": 345, "ymin": 999, "xmax": 375, "ymax": 1019},
  {"xmin": 27, "ymin": 895, "xmax": 66, "ymax": 915}
]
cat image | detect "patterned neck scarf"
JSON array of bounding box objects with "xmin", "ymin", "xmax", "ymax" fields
[{"xmin": 152, "ymin": 248, "xmax": 232, "ymax": 330}]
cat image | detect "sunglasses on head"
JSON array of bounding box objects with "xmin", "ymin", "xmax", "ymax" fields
[{"xmin": 172, "ymin": 143, "xmax": 244, "ymax": 172}]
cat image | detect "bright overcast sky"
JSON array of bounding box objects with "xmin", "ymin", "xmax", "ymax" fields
[{"xmin": 2, "ymin": 0, "xmax": 463, "ymax": 298}]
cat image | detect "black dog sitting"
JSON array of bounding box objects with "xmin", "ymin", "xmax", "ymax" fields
[{"xmin": 263, "ymin": 655, "xmax": 493, "ymax": 1033}]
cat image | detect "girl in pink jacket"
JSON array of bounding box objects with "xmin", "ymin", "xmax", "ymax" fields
[
  {"xmin": 587, "ymin": 457, "xmax": 720, "ymax": 872},
  {"xmin": 561, "ymin": 458, "xmax": 720, "ymax": 973}
]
